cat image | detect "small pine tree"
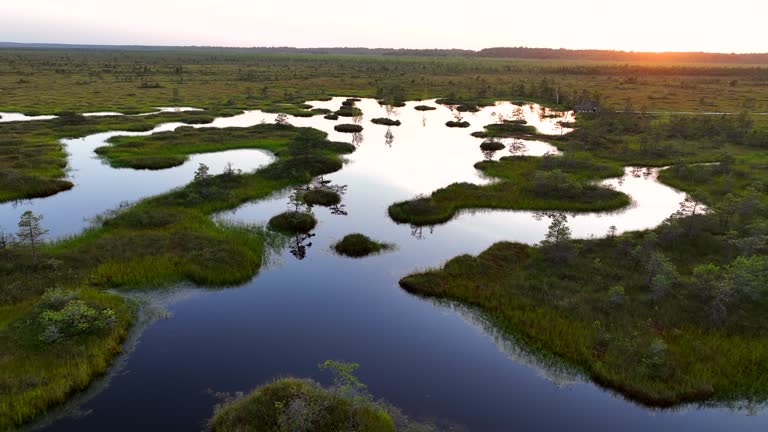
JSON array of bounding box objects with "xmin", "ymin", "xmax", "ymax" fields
[
  {"xmin": 194, "ymin": 163, "xmax": 211, "ymax": 196},
  {"xmin": 540, "ymin": 213, "xmax": 574, "ymax": 263},
  {"xmin": 17, "ymin": 210, "xmax": 48, "ymax": 262}
]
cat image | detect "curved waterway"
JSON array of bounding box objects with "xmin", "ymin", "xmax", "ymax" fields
[{"xmin": 3, "ymin": 99, "xmax": 765, "ymax": 431}]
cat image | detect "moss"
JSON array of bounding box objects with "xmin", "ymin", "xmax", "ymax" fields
[
  {"xmin": 324, "ymin": 113, "xmax": 339, "ymax": 120},
  {"xmin": 333, "ymin": 234, "xmax": 394, "ymax": 258},
  {"xmin": 268, "ymin": 211, "xmax": 317, "ymax": 233},
  {"xmin": 302, "ymin": 188, "xmax": 341, "ymax": 206},
  {"xmin": 334, "ymin": 124, "xmax": 364, "ymax": 133},
  {"xmin": 371, "ymin": 118, "xmax": 401, "ymax": 126},
  {"xmin": 414, "ymin": 105, "xmax": 436, "ymax": 111}
]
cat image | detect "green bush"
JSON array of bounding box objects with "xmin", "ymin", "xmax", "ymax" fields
[{"xmin": 37, "ymin": 294, "xmax": 117, "ymax": 343}]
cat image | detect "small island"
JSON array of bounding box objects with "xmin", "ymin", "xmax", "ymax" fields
[{"xmin": 333, "ymin": 233, "xmax": 394, "ymax": 258}]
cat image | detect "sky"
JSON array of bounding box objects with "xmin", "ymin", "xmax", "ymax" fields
[{"xmin": 0, "ymin": 0, "xmax": 765, "ymax": 53}]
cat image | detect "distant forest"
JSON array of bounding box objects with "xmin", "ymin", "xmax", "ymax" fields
[{"xmin": 1, "ymin": 42, "xmax": 767, "ymax": 64}]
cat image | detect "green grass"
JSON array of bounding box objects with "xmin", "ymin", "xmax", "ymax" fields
[
  {"xmin": 332, "ymin": 234, "xmax": 394, "ymax": 258},
  {"xmin": 388, "ymin": 155, "xmax": 629, "ymax": 226}
]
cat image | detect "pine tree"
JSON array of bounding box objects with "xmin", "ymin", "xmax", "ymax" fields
[{"xmin": 17, "ymin": 210, "xmax": 48, "ymax": 262}]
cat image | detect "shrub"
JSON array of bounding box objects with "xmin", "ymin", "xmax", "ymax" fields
[{"xmin": 38, "ymin": 298, "xmax": 116, "ymax": 343}]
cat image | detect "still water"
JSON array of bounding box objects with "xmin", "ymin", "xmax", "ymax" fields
[{"xmin": 2, "ymin": 99, "xmax": 764, "ymax": 431}]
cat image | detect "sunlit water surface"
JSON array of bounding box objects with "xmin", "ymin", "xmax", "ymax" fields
[{"xmin": 2, "ymin": 99, "xmax": 765, "ymax": 431}]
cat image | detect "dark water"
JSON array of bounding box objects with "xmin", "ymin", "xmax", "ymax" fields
[{"xmin": 3, "ymin": 100, "xmax": 765, "ymax": 431}]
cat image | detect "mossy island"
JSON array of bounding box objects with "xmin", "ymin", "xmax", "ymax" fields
[
  {"xmin": 302, "ymin": 188, "xmax": 341, "ymax": 206},
  {"xmin": 414, "ymin": 105, "xmax": 436, "ymax": 111},
  {"xmin": 268, "ymin": 211, "xmax": 317, "ymax": 233},
  {"xmin": 446, "ymin": 120, "xmax": 470, "ymax": 128},
  {"xmin": 334, "ymin": 124, "xmax": 364, "ymax": 133},
  {"xmin": 371, "ymin": 118, "xmax": 401, "ymax": 126},
  {"xmin": 333, "ymin": 233, "xmax": 394, "ymax": 258},
  {"xmin": 209, "ymin": 378, "xmax": 394, "ymax": 432},
  {"xmin": 480, "ymin": 140, "xmax": 506, "ymax": 151}
]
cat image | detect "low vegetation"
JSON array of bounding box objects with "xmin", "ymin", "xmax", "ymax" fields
[
  {"xmin": 333, "ymin": 234, "xmax": 394, "ymax": 258},
  {"xmin": 414, "ymin": 105, "xmax": 436, "ymax": 111},
  {"xmin": 389, "ymin": 154, "xmax": 628, "ymax": 225}
]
